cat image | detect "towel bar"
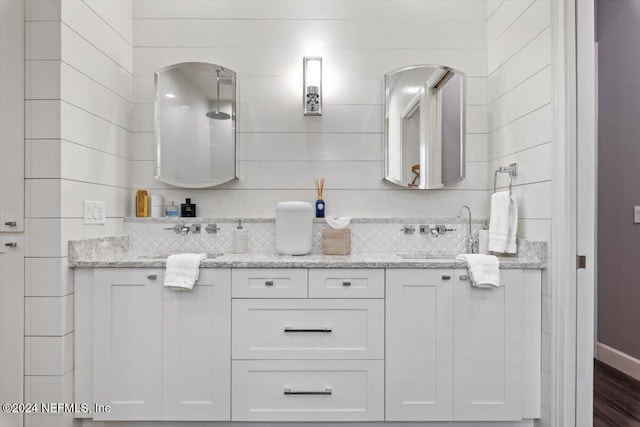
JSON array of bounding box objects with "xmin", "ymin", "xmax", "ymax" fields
[{"xmin": 493, "ymin": 163, "xmax": 518, "ymax": 195}]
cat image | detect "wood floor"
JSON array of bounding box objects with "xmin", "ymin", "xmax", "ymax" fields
[{"xmin": 594, "ymin": 359, "xmax": 640, "ymax": 426}]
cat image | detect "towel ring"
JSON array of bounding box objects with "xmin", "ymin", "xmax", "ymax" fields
[{"xmin": 493, "ymin": 163, "xmax": 518, "ymax": 195}]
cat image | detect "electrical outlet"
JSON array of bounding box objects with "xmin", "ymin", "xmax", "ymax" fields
[{"xmin": 84, "ymin": 200, "xmax": 105, "ymax": 225}]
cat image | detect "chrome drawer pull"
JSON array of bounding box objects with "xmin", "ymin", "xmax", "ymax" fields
[
  {"xmin": 284, "ymin": 326, "xmax": 332, "ymax": 333},
  {"xmin": 4, "ymin": 242, "xmax": 17, "ymax": 248},
  {"xmin": 4, "ymin": 221, "xmax": 16, "ymax": 227},
  {"xmin": 265, "ymin": 280, "xmax": 274, "ymax": 286},
  {"xmin": 459, "ymin": 275, "xmax": 469, "ymax": 281},
  {"xmin": 147, "ymin": 274, "xmax": 157, "ymax": 280},
  {"xmin": 284, "ymin": 387, "xmax": 332, "ymax": 396},
  {"xmin": 441, "ymin": 275, "xmax": 451, "ymax": 280},
  {"xmin": 342, "ymin": 281, "xmax": 351, "ymax": 286}
]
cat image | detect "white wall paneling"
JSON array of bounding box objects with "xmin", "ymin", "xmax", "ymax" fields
[
  {"xmin": 24, "ymin": 3, "xmax": 133, "ymax": 425},
  {"xmin": 134, "ymin": 46, "xmax": 489, "ymax": 78},
  {"xmin": 133, "ymin": 1, "xmax": 487, "ymax": 21},
  {"xmin": 25, "ymin": 257, "xmax": 72, "ymax": 297},
  {"xmin": 133, "ymin": 0, "xmax": 488, "ymax": 218},
  {"xmin": 488, "ymin": 0, "xmax": 551, "ymax": 74},
  {"xmin": 134, "ymin": 20, "xmax": 486, "ymax": 50},
  {"xmin": 24, "ymin": 334, "xmax": 73, "ymax": 376},
  {"xmin": 60, "ymin": 0, "xmax": 133, "ymax": 73},
  {"xmin": 486, "ymin": 2, "xmax": 553, "ymax": 423},
  {"xmin": 25, "ymin": 295, "xmax": 73, "ymax": 337},
  {"xmin": 60, "ymin": 23, "xmax": 132, "ymax": 101}
]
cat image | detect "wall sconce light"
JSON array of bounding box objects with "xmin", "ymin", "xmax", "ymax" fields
[{"xmin": 303, "ymin": 57, "xmax": 322, "ymax": 116}]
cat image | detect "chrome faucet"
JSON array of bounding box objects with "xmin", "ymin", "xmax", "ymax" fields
[{"xmin": 458, "ymin": 205, "xmax": 477, "ymax": 253}]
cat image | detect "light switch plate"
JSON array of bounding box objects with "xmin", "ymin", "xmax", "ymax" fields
[
  {"xmin": 634, "ymin": 206, "xmax": 640, "ymax": 224},
  {"xmin": 84, "ymin": 200, "xmax": 105, "ymax": 225}
]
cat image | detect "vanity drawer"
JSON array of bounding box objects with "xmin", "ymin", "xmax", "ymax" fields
[
  {"xmin": 232, "ymin": 299, "xmax": 384, "ymax": 359},
  {"xmin": 309, "ymin": 268, "xmax": 384, "ymax": 298},
  {"xmin": 231, "ymin": 268, "xmax": 307, "ymax": 298},
  {"xmin": 232, "ymin": 360, "xmax": 384, "ymax": 421}
]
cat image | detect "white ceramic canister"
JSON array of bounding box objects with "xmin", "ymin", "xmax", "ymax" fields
[{"xmin": 275, "ymin": 201, "xmax": 314, "ymax": 255}]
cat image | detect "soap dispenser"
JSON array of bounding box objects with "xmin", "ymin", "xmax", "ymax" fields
[
  {"xmin": 233, "ymin": 219, "xmax": 247, "ymax": 254},
  {"xmin": 180, "ymin": 198, "xmax": 196, "ymax": 217}
]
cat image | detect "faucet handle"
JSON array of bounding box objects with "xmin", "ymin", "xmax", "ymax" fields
[
  {"xmin": 205, "ymin": 224, "xmax": 220, "ymax": 234},
  {"xmin": 164, "ymin": 224, "xmax": 185, "ymax": 234},
  {"xmin": 434, "ymin": 225, "xmax": 456, "ymax": 234},
  {"xmin": 401, "ymin": 225, "xmax": 415, "ymax": 235}
]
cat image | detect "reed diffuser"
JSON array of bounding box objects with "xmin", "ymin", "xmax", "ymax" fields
[{"xmin": 314, "ymin": 177, "xmax": 325, "ymax": 218}]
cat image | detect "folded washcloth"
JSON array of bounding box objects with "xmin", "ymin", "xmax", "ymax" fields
[
  {"xmin": 163, "ymin": 253, "xmax": 206, "ymax": 290},
  {"xmin": 488, "ymin": 191, "xmax": 518, "ymax": 254},
  {"xmin": 456, "ymin": 254, "xmax": 500, "ymax": 288}
]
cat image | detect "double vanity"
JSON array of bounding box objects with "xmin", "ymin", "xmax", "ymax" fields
[{"xmin": 71, "ymin": 233, "xmax": 545, "ymax": 424}]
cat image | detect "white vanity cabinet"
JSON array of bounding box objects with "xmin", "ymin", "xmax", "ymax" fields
[
  {"xmin": 90, "ymin": 268, "xmax": 231, "ymax": 421},
  {"xmin": 78, "ymin": 264, "xmax": 541, "ymax": 424},
  {"xmin": 386, "ymin": 268, "xmax": 541, "ymax": 422}
]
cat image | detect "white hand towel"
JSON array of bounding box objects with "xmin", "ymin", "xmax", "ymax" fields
[
  {"xmin": 163, "ymin": 253, "xmax": 206, "ymax": 290},
  {"xmin": 456, "ymin": 254, "xmax": 500, "ymax": 288},
  {"xmin": 488, "ymin": 191, "xmax": 518, "ymax": 254}
]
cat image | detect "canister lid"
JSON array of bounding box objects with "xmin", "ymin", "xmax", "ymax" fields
[{"xmin": 275, "ymin": 201, "xmax": 313, "ymax": 212}]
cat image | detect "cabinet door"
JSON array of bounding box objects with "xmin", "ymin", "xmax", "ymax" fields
[
  {"xmin": 93, "ymin": 268, "xmax": 163, "ymax": 421},
  {"xmin": 0, "ymin": 0, "xmax": 23, "ymax": 232},
  {"xmin": 454, "ymin": 269, "xmax": 522, "ymax": 421},
  {"xmin": 0, "ymin": 238, "xmax": 23, "ymax": 427},
  {"xmin": 385, "ymin": 269, "xmax": 454, "ymax": 421},
  {"xmin": 163, "ymin": 269, "xmax": 231, "ymax": 421}
]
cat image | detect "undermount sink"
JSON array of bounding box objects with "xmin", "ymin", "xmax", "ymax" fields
[
  {"xmin": 135, "ymin": 252, "xmax": 223, "ymax": 260},
  {"xmin": 395, "ymin": 252, "xmax": 458, "ymax": 260}
]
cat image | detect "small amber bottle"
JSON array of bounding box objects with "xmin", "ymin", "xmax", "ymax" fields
[{"xmin": 135, "ymin": 190, "xmax": 149, "ymax": 217}]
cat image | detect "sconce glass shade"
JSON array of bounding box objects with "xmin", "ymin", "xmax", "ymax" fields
[{"xmin": 303, "ymin": 57, "xmax": 322, "ymax": 116}]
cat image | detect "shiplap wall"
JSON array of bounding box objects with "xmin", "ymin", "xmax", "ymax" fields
[
  {"xmin": 131, "ymin": 0, "xmax": 489, "ymax": 218},
  {"xmin": 486, "ymin": 1, "xmax": 552, "ymax": 426},
  {"xmin": 487, "ymin": 0, "xmax": 552, "ymax": 241},
  {"xmin": 24, "ymin": 1, "xmax": 132, "ymax": 426}
]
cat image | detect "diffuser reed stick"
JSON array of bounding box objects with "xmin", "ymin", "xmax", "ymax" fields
[
  {"xmin": 314, "ymin": 177, "xmax": 325, "ymax": 200},
  {"xmin": 314, "ymin": 177, "xmax": 326, "ymax": 218}
]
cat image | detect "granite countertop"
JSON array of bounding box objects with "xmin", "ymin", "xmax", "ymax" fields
[{"xmin": 68, "ymin": 236, "xmax": 547, "ymax": 269}]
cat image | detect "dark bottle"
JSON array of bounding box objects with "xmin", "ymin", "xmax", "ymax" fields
[
  {"xmin": 315, "ymin": 199, "xmax": 325, "ymax": 218},
  {"xmin": 180, "ymin": 198, "xmax": 196, "ymax": 217}
]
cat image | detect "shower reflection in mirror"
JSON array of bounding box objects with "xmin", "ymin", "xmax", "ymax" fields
[
  {"xmin": 154, "ymin": 62, "xmax": 237, "ymax": 188},
  {"xmin": 384, "ymin": 65, "xmax": 466, "ymax": 190}
]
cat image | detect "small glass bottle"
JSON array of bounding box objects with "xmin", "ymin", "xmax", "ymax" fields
[
  {"xmin": 315, "ymin": 199, "xmax": 325, "ymax": 218},
  {"xmin": 164, "ymin": 201, "xmax": 179, "ymax": 217}
]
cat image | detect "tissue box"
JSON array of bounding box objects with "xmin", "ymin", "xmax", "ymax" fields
[{"xmin": 322, "ymin": 228, "xmax": 351, "ymax": 255}]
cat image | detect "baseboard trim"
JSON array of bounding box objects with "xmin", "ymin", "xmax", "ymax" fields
[{"xmin": 596, "ymin": 342, "xmax": 640, "ymax": 381}]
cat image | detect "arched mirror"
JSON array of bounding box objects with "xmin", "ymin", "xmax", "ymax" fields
[
  {"xmin": 154, "ymin": 62, "xmax": 237, "ymax": 188},
  {"xmin": 384, "ymin": 65, "xmax": 466, "ymax": 189}
]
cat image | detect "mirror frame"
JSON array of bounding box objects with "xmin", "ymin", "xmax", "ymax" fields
[
  {"xmin": 383, "ymin": 64, "xmax": 466, "ymax": 189},
  {"xmin": 154, "ymin": 62, "xmax": 238, "ymax": 188}
]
